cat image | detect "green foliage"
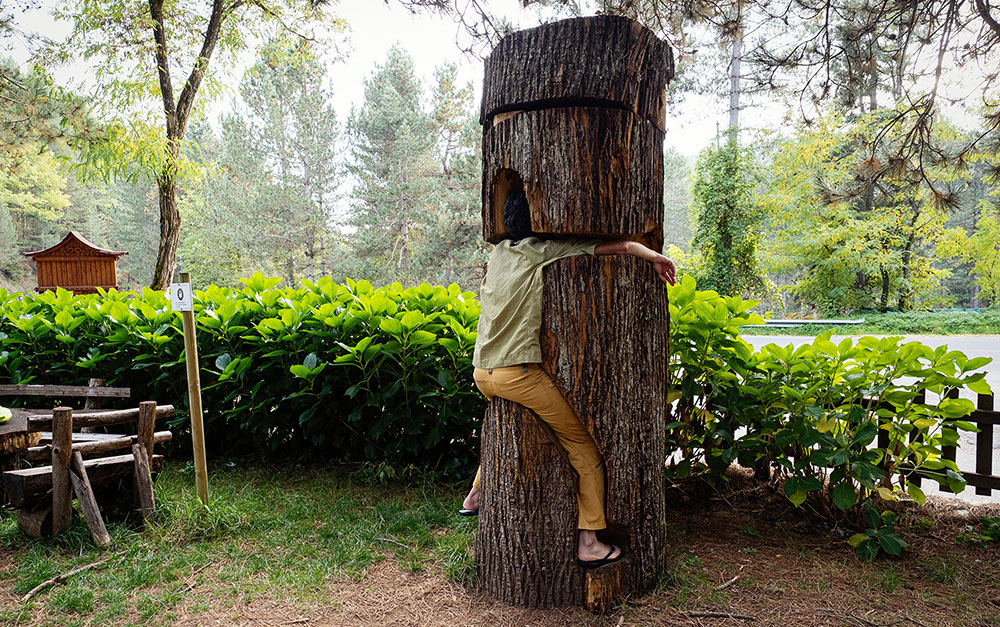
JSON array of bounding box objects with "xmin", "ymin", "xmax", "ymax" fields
[
  {"xmin": 346, "ymin": 46, "xmax": 436, "ymax": 285},
  {"xmin": 0, "ymin": 276, "xmax": 483, "ymax": 476},
  {"xmin": 848, "ymin": 509, "xmax": 908, "ymax": 561},
  {"xmin": 741, "ymin": 309, "xmax": 1000, "ymax": 336},
  {"xmin": 955, "ymin": 516, "xmax": 1000, "ymax": 546},
  {"xmin": 0, "ymin": 57, "xmax": 104, "ymax": 154},
  {"xmin": 668, "ymin": 276, "xmax": 992, "ymax": 534},
  {"xmin": 690, "ymin": 137, "xmax": 770, "ymax": 299},
  {"xmin": 178, "ymin": 40, "xmax": 342, "ymax": 287},
  {"xmin": 940, "ymin": 206, "xmax": 1000, "ymax": 307},
  {"xmin": 759, "ymin": 111, "xmax": 966, "ymax": 313}
]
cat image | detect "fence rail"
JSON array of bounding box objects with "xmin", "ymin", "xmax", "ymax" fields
[{"xmin": 875, "ymin": 393, "xmax": 998, "ymax": 497}]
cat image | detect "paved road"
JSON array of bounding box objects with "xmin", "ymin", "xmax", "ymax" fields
[{"xmin": 744, "ymin": 334, "xmax": 1000, "ymax": 505}]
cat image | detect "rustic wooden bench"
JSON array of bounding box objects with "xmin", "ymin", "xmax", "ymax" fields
[{"xmin": 0, "ymin": 383, "xmax": 173, "ymax": 546}]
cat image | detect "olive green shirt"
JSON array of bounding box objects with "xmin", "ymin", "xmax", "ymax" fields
[{"xmin": 473, "ymin": 237, "xmax": 600, "ymax": 369}]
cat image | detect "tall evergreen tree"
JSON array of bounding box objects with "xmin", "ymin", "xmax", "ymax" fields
[
  {"xmin": 347, "ymin": 46, "xmax": 436, "ymax": 285},
  {"xmin": 691, "ymin": 137, "xmax": 769, "ymax": 298},
  {"xmin": 415, "ymin": 63, "xmax": 487, "ymax": 289},
  {"xmin": 238, "ymin": 40, "xmax": 340, "ymax": 284}
]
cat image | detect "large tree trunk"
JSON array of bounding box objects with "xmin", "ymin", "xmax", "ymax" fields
[
  {"xmin": 478, "ymin": 256, "xmax": 669, "ymax": 607},
  {"xmin": 482, "ymin": 107, "xmax": 664, "ymax": 247},
  {"xmin": 150, "ymin": 175, "xmax": 181, "ymax": 290},
  {"xmin": 477, "ymin": 15, "xmax": 673, "ymax": 609}
]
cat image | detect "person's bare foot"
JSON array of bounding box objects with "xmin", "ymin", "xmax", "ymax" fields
[
  {"xmin": 577, "ymin": 529, "xmax": 622, "ymax": 563},
  {"xmin": 462, "ymin": 486, "xmax": 479, "ymax": 511}
]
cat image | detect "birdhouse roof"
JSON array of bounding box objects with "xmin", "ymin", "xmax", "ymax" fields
[{"xmin": 22, "ymin": 231, "xmax": 128, "ymax": 259}]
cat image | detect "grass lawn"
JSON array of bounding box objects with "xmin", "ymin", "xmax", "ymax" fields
[
  {"xmin": 1, "ymin": 464, "xmax": 998, "ymax": 626},
  {"xmin": 741, "ymin": 309, "xmax": 1000, "ymax": 336}
]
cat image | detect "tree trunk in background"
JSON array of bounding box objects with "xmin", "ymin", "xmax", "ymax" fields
[
  {"xmin": 727, "ymin": 29, "xmax": 742, "ymax": 138},
  {"xmin": 476, "ymin": 15, "xmax": 673, "ymax": 609},
  {"xmin": 150, "ymin": 176, "xmax": 180, "ymax": 290}
]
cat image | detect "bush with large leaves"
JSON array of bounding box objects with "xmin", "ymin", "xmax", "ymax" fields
[{"xmin": 0, "ymin": 274, "xmax": 482, "ymax": 476}]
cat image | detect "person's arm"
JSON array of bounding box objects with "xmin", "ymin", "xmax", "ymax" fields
[{"xmin": 594, "ymin": 240, "xmax": 677, "ymax": 285}]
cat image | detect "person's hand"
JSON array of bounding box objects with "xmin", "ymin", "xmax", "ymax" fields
[{"xmin": 652, "ymin": 255, "xmax": 676, "ymax": 285}]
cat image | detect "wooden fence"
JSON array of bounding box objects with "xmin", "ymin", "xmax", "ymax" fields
[{"xmin": 877, "ymin": 392, "xmax": 999, "ymax": 497}]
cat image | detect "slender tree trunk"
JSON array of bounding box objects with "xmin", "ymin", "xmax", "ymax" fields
[
  {"xmin": 305, "ymin": 226, "xmax": 315, "ymax": 282},
  {"xmin": 727, "ymin": 29, "xmax": 742, "ymax": 139},
  {"xmin": 150, "ymin": 174, "xmax": 181, "ymax": 289},
  {"xmin": 147, "ymin": 0, "xmax": 226, "ymax": 289},
  {"xmin": 880, "ymin": 267, "xmax": 890, "ymax": 311}
]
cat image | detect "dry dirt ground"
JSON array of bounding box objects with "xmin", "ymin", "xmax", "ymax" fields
[{"xmin": 7, "ymin": 471, "xmax": 1000, "ymax": 626}]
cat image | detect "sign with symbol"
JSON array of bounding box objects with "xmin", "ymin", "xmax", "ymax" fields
[{"xmin": 169, "ymin": 282, "xmax": 193, "ymax": 311}]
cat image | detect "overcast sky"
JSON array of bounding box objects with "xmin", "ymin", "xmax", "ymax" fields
[{"xmin": 7, "ymin": 1, "xmax": 726, "ymax": 158}]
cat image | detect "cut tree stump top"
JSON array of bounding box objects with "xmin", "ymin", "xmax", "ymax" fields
[
  {"xmin": 0, "ymin": 415, "xmax": 41, "ymax": 455},
  {"xmin": 480, "ymin": 15, "xmax": 674, "ymax": 131}
]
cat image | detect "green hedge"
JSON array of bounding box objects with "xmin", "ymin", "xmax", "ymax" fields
[
  {"xmin": 741, "ymin": 309, "xmax": 1000, "ymax": 336},
  {"xmin": 669, "ymin": 275, "xmax": 993, "ymax": 536},
  {"xmin": 0, "ymin": 274, "xmax": 483, "ymax": 476},
  {"xmin": 0, "ymin": 274, "xmax": 993, "ymax": 522}
]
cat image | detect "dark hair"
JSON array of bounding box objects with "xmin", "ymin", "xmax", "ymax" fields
[{"xmin": 503, "ymin": 191, "xmax": 533, "ymax": 241}]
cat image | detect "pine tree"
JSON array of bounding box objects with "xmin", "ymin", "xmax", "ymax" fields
[
  {"xmin": 414, "ymin": 63, "xmax": 487, "ymax": 289},
  {"xmin": 347, "ymin": 46, "xmax": 436, "ymax": 285},
  {"xmin": 238, "ymin": 40, "xmax": 341, "ymax": 285}
]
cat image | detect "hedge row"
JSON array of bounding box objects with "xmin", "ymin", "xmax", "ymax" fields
[
  {"xmin": 0, "ymin": 274, "xmax": 483, "ymax": 476},
  {"xmin": 0, "ymin": 275, "xmax": 992, "ymax": 519},
  {"xmin": 669, "ymin": 276, "xmax": 992, "ymax": 541}
]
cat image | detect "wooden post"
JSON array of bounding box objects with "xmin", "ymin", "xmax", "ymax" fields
[
  {"xmin": 179, "ymin": 272, "xmax": 209, "ymax": 505},
  {"xmin": 51, "ymin": 406, "xmax": 73, "ymax": 535},
  {"xmin": 137, "ymin": 401, "xmax": 157, "ymax": 466},
  {"xmin": 132, "ymin": 442, "xmax": 156, "ymax": 525},
  {"xmin": 477, "ymin": 16, "xmax": 673, "ymax": 609},
  {"xmin": 975, "ymin": 394, "xmax": 994, "ymax": 497},
  {"xmin": 81, "ymin": 378, "xmax": 104, "ymax": 434},
  {"xmin": 70, "ymin": 451, "xmax": 110, "ymax": 547}
]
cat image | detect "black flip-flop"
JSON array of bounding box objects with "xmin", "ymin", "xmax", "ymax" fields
[
  {"xmin": 576, "ymin": 545, "xmax": 624, "ymax": 569},
  {"xmin": 458, "ymin": 508, "xmax": 479, "ymax": 516}
]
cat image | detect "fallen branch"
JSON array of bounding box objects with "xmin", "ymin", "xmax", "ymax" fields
[
  {"xmin": 374, "ymin": 536, "xmax": 412, "ymax": 551},
  {"xmin": 684, "ymin": 610, "xmax": 754, "ymax": 621},
  {"xmin": 714, "ymin": 574, "xmax": 742, "ymax": 591},
  {"xmin": 181, "ymin": 562, "xmax": 214, "ymax": 593},
  {"xmin": 21, "ymin": 558, "xmax": 111, "ymax": 602}
]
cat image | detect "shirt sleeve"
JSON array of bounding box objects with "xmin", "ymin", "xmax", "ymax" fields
[{"xmin": 538, "ymin": 238, "xmax": 603, "ymax": 264}]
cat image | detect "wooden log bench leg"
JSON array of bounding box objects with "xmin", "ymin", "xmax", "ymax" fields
[
  {"xmin": 70, "ymin": 451, "xmax": 110, "ymax": 547},
  {"xmin": 132, "ymin": 442, "xmax": 156, "ymax": 526},
  {"xmin": 17, "ymin": 494, "xmax": 53, "ymax": 538},
  {"xmin": 51, "ymin": 407, "xmax": 73, "ymax": 535}
]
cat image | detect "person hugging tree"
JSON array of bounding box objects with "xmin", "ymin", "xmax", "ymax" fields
[{"xmin": 460, "ymin": 190, "xmax": 676, "ymax": 568}]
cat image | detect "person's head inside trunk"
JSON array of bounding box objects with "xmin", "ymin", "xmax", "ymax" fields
[{"xmin": 504, "ymin": 191, "xmax": 533, "ymax": 241}]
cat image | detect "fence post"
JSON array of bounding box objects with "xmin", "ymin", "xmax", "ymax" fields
[
  {"xmin": 975, "ymin": 393, "xmax": 995, "ymax": 497},
  {"xmin": 940, "ymin": 388, "xmax": 960, "ymax": 493}
]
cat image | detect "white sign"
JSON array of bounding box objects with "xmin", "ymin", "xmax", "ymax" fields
[{"xmin": 169, "ymin": 282, "xmax": 193, "ymax": 311}]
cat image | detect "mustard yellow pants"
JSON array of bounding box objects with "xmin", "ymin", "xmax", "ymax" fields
[{"xmin": 472, "ymin": 364, "xmax": 607, "ymax": 530}]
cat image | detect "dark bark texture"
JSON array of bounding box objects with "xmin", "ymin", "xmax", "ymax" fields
[
  {"xmin": 477, "ymin": 15, "xmax": 672, "ymax": 609},
  {"xmin": 481, "ymin": 107, "xmax": 664, "ymax": 247},
  {"xmin": 480, "ymin": 16, "xmax": 673, "ymax": 131},
  {"xmin": 477, "ymin": 256, "xmax": 669, "ymax": 607}
]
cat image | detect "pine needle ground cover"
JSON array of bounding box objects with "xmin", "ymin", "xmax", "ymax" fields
[{"xmin": 1, "ymin": 465, "xmax": 997, "ymax": 626}]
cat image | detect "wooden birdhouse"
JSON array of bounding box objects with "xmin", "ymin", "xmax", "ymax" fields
[{"xmin": 22, "ymin": 232, "xmax": 127, "ymax": 295}]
